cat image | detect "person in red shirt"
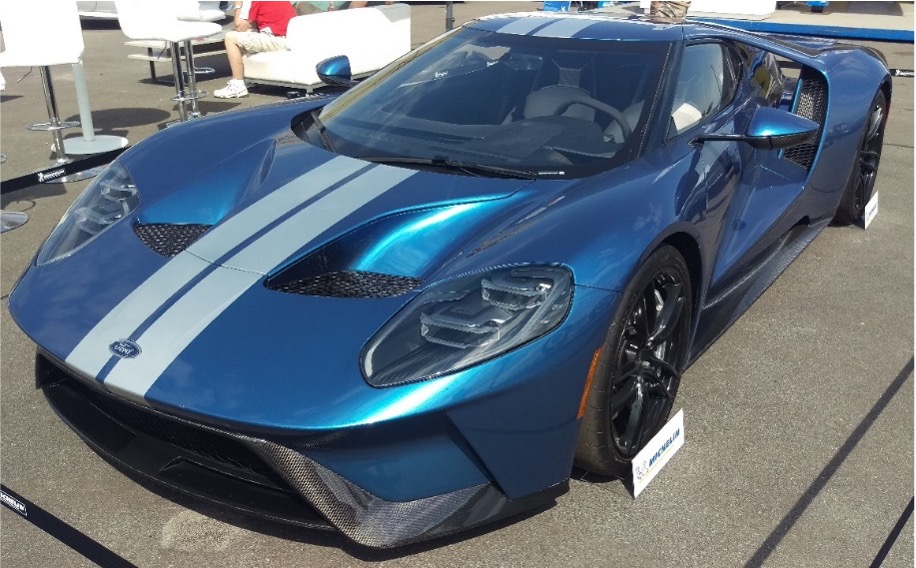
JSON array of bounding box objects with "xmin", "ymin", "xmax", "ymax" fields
[{"xmin": 215, "ymin": 1, "xmax": 297, "ymax": 98}]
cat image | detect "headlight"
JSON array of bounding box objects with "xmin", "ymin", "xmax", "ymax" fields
[
  {"xmin": 362, "ymin": 265, "xmax": 573, "ymax": 387},
  {"xmin": 36, "ymin": 161, "xmax": 139, "ymax": 266}
]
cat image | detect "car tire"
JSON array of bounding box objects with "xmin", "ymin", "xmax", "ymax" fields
[
  {"xmin": 834, "ymin": 90, "xmax": 887, "ymax": 226},
  {"xmin": 575, "ymin": 245, "xmax": 692, "ymax": 477}
]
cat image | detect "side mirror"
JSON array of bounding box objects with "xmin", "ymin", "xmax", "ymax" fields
[
  {"xmin": 316, "ymin": 55, "xmax": 356, "ymax": 88},
  {"xmin": 692, "ymin": 107, "xmax": 818, "ymax": 150}
]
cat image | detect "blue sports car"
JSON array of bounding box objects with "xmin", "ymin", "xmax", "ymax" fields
[{"xmin": 9, "ymin": 12, "xmax": 890, "ymax": 548}]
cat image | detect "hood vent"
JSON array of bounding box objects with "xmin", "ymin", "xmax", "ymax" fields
[
  {"xmin": 134, "ymin": 223, "xmax": 211, "ymax": 257},
  {"xmin": 266, "ymin": 270, "xmax": 420, "ymax": 299}
]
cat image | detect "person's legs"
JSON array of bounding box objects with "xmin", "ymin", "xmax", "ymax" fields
[
  {"xmin": 216, "ymin": 32, "xmax": 288, "ymax": 98},
  {"xmin": 224, "ymin": 30, "xmax": 245, "ymax": 80},
  {"xmin": 215, "ymin": 30, "xmax": 250, "ymax": 98}
]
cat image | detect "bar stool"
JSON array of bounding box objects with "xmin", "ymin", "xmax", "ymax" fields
[
  {"xmin": 174, "ymin": 1, "xmax": 228, "ymax": 119},
  {"xmin": 115, "ymin": 0, "xmax": 223, "ymax": 123},
  {"xmin": 0, "ymin": 0, "xmax": 95, "ymax": 183}
]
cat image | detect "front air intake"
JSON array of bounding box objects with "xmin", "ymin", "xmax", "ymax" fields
[
  {"xmin": 134, "ymin": 223, "xmax": 210, "ymax": 257},
  {"xmin": 266, "ymin": 270, "xmax": 421, "ymax": 298}
]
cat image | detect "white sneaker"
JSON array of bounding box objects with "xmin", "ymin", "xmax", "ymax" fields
[{"xmin": 214, "ymin": 80, "xmax": 248, "ymax": 99}]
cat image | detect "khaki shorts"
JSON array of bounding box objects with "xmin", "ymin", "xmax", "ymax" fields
[
  {"xmin": 229, "ymin": 30, "xmax": 288, "ymax": 54},
  {"xmin": 649, "ymin": 1, "xmax": 691, "ymax": 19}
]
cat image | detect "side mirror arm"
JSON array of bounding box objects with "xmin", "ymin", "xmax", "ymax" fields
[{"xmin": 691, "ymin": 133, "xmax": 780, "ymax": 150}]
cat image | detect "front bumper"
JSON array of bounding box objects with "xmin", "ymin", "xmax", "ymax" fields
[{"xmin": 37, "ymin": 353, "xmax": 567, "ymax": 548}]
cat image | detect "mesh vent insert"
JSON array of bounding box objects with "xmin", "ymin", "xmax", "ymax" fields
[
  {"xmin": 784, "ymin": 72, "xmax": 827, "ymax": 171},
  {"xmin": 267, "ymin": 270, "xmax": 421, "ymax": 299},
  {"xmin": 134, "ymin": 223, "xmax": 211, "ymax": 257}
]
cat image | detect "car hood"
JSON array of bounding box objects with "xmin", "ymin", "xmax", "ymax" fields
[
  {"xmin": 126, "ymin": 134, "xmax": 533, "ymax": 274},
  {"xmin": 10, "ymin": 133, "xmax": 549, "ymax": 431}
]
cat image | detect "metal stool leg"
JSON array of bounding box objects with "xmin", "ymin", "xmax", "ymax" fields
[
  {"xmin": 27, "ymin": 66, "xmax": 96, "ymax": 184},
  {"xmin": 30, "ymin": 66, "xmax": 79, "ymax": 164},
  {"xmin": 183, "ymin": 40, "xmax": 208, "ymax": 120},
  {"xmin": 170, "ymin": 41, "xmax": 190, "ymax": 122},
  {"xmin": 167, "ymin": 41, "xmax": 209, "ymax": 123}
]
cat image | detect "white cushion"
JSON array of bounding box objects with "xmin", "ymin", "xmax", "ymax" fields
[
  {"xmin": 0, "ymin": 0, "xmax": 84, "ymax": 67},
  {"xmin": 671, "ymin": 102, "xmax": 703, "ymax": 133},
  {"xmin": 115, "ymin": 0, "xmax": 222, "ymax": 43},
  {"xmin": 604, "ymin": 101, "xmax": 644, "ymax": 144}
]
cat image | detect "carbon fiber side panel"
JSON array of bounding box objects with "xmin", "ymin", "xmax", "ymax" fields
[{"xmin": 690, "ymin": 219, "xmax": 829, "ymax": 362}]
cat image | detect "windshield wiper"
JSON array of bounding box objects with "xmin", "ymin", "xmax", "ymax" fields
[
  {"xmin": 310, "ymin": 110, "xmax": 337, "ymax": 153},
  {"xmin": 357, "ymin": 155, "xmax": 539, "ymax": 180}
]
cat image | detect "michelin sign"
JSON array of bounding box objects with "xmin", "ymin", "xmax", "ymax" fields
[{"xmin": 631, "ymin": 409, "xmax": 685, "ymax": 497}]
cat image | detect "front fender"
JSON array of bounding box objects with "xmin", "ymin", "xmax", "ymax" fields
[{"xmin": 438, "ymin": 159, "xmax": 704, "ymax": 294}]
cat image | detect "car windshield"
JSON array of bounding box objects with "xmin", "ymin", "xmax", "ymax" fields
[{"xmin": 305, "ymin": 27, "xmax": 671, "ymax": 179}]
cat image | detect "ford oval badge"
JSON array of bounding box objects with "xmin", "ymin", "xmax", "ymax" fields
[{"xmin": 109, "ymin": 339, "xmax": 141, "ymax": 359}]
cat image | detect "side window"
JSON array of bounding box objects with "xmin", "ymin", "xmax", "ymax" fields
[
  {"xmin": 668, "ymin": 43, "xmax": 738, "ymax": 138},
  {"xmin": 747, "ymin": 48, "xmax": 786, "ymax": 106},
  {"xmin": 737, "ymin": 43, "xmax": 769, "ymax": 97}
]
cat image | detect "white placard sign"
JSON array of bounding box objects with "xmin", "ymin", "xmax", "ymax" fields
[
  {"xmin": 631, "ymin": 408, "xmax": 684, "ymax": 497},
  {"xmin": 863, "ymin": 192, "xmax": 879, "ymax": 229}
]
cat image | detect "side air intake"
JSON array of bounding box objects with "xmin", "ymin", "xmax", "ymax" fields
[{"xmin": 784, "ymin": 70, "xmax": 828, "ymax": 171}]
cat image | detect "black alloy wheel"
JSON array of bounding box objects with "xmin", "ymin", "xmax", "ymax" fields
[
  {"xmin": 610, "ymin": 268, "xmax": 685, "ymax": 457},
  {"xmin": 835, "ymin": 90, "xmax": 887, "ymax": 225},
  {"xmin": 576, "ymin": 245, "xmax": 692, "ymax": 477}
]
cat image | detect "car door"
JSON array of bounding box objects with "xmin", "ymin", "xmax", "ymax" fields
[
  {"xmin": 652, "ymin": 41, "xmax": 752, "ymax": 296},
  {"xmin": 707, "ymin": 47, "xmax": 811, "ymax": 294},
  {"xmin": 679, "ymin": 42, "xmax": 811, "ymax": 352}
]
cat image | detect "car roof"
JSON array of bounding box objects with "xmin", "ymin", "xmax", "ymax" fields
[{"xmin": 468, "ymin": 12, "xmax": 690, "ymax": 42}]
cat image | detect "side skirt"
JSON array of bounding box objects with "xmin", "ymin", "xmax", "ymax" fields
[{"xmin": 688, "ymin": 218, "xmax": 829, "ymax": 363}]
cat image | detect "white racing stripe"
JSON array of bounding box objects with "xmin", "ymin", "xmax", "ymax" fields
[
  {"xmin": 497, "ymin": 17, "xmax": 551, "ymax": 36},
  {"xmin": 64, "ymin": 254, "xmax": 213, "ymax": 380},
  {"xmin": 187, "ymin": 156, "xmax": 367, "ymax": 261},
  {"xmin": 103, "ymin": 267, "xmax": 262, "ymax": 404},
  {"xmin": 103, "ymin": 166, "xmax": 417, "ymax": 403},
  {"xmin": 532, "ymin": 18, "xmax": 595, "ymax": 38},
  {"xmin": 65, "ymin": 155, "xmax": 365, "ymax": 379},
  {"xmin": 224, "ymin": 165, "xmax": 414, "ymax": 273}
]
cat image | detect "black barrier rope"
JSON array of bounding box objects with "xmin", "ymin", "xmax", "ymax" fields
[
  {"xmin": 744, "ymin": 357, "xmax": 914, "ymax": 568},
  {"xmin": 0, "ymin": 484, "xmax": 139, "ymax": 568},
  {"xmin": 0, "ymin": 147, "xmax": 129, "ymax": 196},
  {"xmin": 869, "ymin": 497, "xmax": 914, "ymax": 568}
]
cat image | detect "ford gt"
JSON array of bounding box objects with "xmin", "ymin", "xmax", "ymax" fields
[{"xmin": 8, "ymin": 12, "xmax": 890, "ymax": 548}]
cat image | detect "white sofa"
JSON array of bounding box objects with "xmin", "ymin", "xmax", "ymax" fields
[{"xmin": 243, "ymin": 3, "xmax": 411, "ymax": 91}]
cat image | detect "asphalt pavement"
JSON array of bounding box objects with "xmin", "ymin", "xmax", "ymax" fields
[{"xmin": 1, "ymin": 3, "xmax": 913, "ymax": 567}]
